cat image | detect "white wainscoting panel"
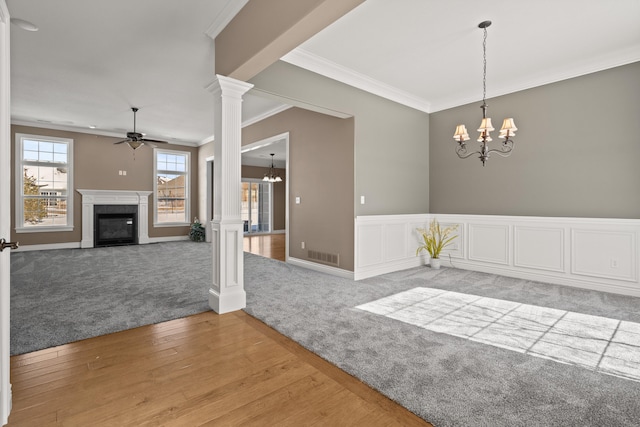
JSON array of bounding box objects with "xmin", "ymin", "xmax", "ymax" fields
[
  {"xmin": 439, "ymin": 221, "xmax": 464, "ymax": 259},
  {"xmin": 355, "ymin": 215, "xmax": 429, "ymax": 279},
  {"xmin": 468, "ymin": 224, "xmax": 510, "ymax": 265},
  {"xmin": 572, "ymin": 229, "xmax": 637, "ymax": 282},
  {"xmin": 514, "ymin": 226, "xmax": 564, "ymax": 272},
  {"xmin": 354, "ymin": 214, "xmax": 640, "ymax": 297},
  {"xmin": 384, "ymin": 223, "xmax": 408, "ymax": 262},
  {"xmin": 356, "ymin": 224, "xmax": 385, "ymax": 268}
]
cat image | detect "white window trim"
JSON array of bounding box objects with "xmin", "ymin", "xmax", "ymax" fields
[
  {"xmin": 15, "ymin": 133, "xmax": 74, "ymax": 233},
  {"xmin": 153, "ymin": 147, "xmax": 190, "ymax": 227}
]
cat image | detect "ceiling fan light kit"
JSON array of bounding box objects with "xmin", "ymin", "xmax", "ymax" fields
[
  {"xmin": 453, "ymin": 21, "xmax": 518, "ymax": 167},
  {"xmin": 114, "ymin": 107, "xmax": 168, "ymax": 151}
]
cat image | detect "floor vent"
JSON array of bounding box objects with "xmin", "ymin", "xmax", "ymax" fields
[{"xmin": 308, "ymin": 250, "xmax": 339, "ymax": 266}]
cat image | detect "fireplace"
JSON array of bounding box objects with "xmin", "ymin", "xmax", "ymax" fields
[
  {"xmin": 78, "ymin": 189, "xmax": 152, "ymax": 249},
  {"xmin": 94, "ymin": 205, "xmax": 138, "ymax": 247}
]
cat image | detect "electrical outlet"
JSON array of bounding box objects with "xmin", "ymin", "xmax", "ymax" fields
[
  {"xmin": 610, "ymin": 259, "xmax": 618, "ymax": 268},
  {"xmin": 360, "ymin": 195, "xmax": 365, "ymax": 204},
  {"xmin": 301, "ymin": 241, "xmax": 305, "ymax": 249}
]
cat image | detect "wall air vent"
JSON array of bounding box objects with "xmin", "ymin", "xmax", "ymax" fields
[{"xmin": 308, "ymin": 250, "xmax": 339, "ymax": 266}]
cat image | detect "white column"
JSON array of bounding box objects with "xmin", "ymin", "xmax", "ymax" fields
[
  {"xmin": 136, "ymin": 191, "xmax": 150, "ymax": 245},
  {"xmin": 208, "ymin": 75, "xmax": 253, "ymax": 314},
  {"xmin": 80, "ymin": 194, "xmax": 95, "ymax": 248}
]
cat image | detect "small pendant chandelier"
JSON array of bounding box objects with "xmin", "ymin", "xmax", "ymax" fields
[
  {"xmin": 262, "ymin": 153, "xmax": 282, "ymax": 182},
  {"xmin": 453, "ymin": 21, "xmax": 518, "ymax": 166}
]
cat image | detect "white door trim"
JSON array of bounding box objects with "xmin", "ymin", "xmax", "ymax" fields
[{"xmin": 0, "ymin": 0, "xmax": 13, "ymax": 423}]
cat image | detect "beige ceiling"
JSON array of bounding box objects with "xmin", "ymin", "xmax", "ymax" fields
[{"xmin": 7, "ymin": 0, "xmax": 640, "ymax": 146}]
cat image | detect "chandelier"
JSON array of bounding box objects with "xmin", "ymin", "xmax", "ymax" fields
[
  {"xmin": 262, "ymin": 153, "xmax": 282, "ymax": 183},
  {"xmin": 453, "ymin": 21, "xmax": 518, "ymax": 166}
]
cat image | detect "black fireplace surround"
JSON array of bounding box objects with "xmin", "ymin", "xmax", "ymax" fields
[{"xmin": 94, "ymin": 204, "xmax": 138, "ymax": 247}]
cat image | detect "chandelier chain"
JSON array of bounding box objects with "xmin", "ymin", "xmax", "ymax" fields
[{"xmin": 482, "ymin": 26, "xmax": 487, "ymax": 105}]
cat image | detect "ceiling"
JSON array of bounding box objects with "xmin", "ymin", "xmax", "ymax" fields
[
  {"xmin": 7, "ymin": 0, "xmax": 640, "ymax": 147},
  {"xmin": 241, "ymin": 137, "xmax": 287, "ymax": 169}
]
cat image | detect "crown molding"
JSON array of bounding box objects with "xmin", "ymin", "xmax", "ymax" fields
[
  {"xmin": 281, "ymin": 48, "xmax": 431, "ymax": 113},
  {"xmin": 283, "ymin": 46, "xmax": 640, "ymax": 115},
  {"xmin": 430, "ymin": 48, "xmax": 640, "ymax": 112},
  {"xmin": 242, "ymin": 104, "xmax": 292, "ymax": 128},
  {"xmin": 205, "ymin": 0, "xmax": 249, "ymax": 40},
  {"xmin": 11, "ymin": 119, "xmax": 197, "ymax": 147},
  {"xmin": 197, "ymin": 104, "xmax": 293, "ymax": 146},
  {"xmin": 198, "ymin": 134, "xmax": 215, "ymax": 146}
]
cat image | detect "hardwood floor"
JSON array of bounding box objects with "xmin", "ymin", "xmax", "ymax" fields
[
  {"xmin": 8, "ymin": 311, "xmax": 431, "ymax": 426},
  {"xmin": 243, "ymin": 233, "xmax": 286, "ymax": 261}
]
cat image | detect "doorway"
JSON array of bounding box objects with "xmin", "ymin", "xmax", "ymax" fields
[{"xmin": 240, "ymin": 132, "xmax": 289, "ymax": 260}]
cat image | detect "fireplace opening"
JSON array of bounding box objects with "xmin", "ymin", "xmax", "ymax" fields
[{"xmin": 94, "ymin": 205, "xmax": 138, "ymax": 247}]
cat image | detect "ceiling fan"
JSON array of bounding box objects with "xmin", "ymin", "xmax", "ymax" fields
[{"xmin": 114, "ymin": 107, "xmax": 168, "ymax": 150}]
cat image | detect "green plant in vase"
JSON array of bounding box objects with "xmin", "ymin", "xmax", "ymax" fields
[
  {"xmin": 416, "ymin": 219, "xmax": 458, "ymax": 269},
  {"xmin": 189, "ymin": 217, "xmax": 206, "ymax": 242}
]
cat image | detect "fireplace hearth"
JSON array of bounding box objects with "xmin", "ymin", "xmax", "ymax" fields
[{"xmin": 94, "ymin": 205, "xmax": 138, "ymax": 247}]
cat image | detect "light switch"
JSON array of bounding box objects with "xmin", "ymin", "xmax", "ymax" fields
[
  {"xmin": 295, "ymin": 196, "xmax": 301, "ymax": 204},
  {"xmin": 360, "ymin": 196, "xmax": 365, "ymax": 204},
  {"xmin": 123, "ymin": 170, "xmax": 127, "ymax": 176},
  {"xmin": 118, "ymin": 170, "xmax": 123, "ymax": 176}
]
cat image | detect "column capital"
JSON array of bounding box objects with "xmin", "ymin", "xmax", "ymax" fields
[{"xmin": 206, "ymin": 74, "xmax": 253, "ymax": 98}]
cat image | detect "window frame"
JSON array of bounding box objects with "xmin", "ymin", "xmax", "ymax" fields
[
  {"xmin": 15, "ymin": 133, "xmax": 74, "ymax": 233},
  {"xmin": 153, "ymin": 148, "xmax": 190, "ymax": 227}
]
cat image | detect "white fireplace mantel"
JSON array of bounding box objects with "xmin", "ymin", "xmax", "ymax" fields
[{"xmin": 77, "ymin": 189, "xmax": 152, "ymax": 248}]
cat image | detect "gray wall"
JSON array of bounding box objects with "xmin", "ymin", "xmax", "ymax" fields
[
  {"xmin": 242, "ymin": 107, "xmax": 355, "ymax": 271},
  {"xmin": 250, "ymin": 61, "xmax": 430, "ymax": 216},
  {"xmin": 430, "ymin": 62, "xmax": 640, "ymax": 219}
]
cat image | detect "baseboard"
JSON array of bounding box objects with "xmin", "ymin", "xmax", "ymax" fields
[
  {"xmin": 14, "ymin": 242, "xmax": 81, "ymax": 252},
  {"xmin": 15, "ymin": 235, "xmax": 189, "ymax": 252},
  {"xmin": 288, "ymin": 257, "xmax": 354, "ymax": 280},
  {"xmin": 354, "ymin": 257, "xmax": 425, "ymax": 280},
  {"xmin": 244, "ymin": 230, "xmax": 286, "ymax": 236},
  {"xmin": 148, "ymin": 236, "xmax": 190, "ymax": 243},
  {"xmin": 444, "ymin": 259, "xmax": 640, "ymax": 298}
]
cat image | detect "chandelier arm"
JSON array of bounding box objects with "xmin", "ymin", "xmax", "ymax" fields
[
  {"xmin": 485, "ymin": 140, "xmax": 515, "ymax": 157},
  {"xmin": 455, "ymin": 146, "xmax": 481, "ymax": 159}
]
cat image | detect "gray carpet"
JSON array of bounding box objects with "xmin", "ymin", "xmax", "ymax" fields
[
  {"xmin": 11, "ymin": 241, "xmax": 640, "ymax": 426},
  {"xmin": 243, "ymin": 254, "xmax": 640, "ymax": 427},
  {"xmin": 10, "ymin": 242, "xmax": 212, "ymax": 355}
]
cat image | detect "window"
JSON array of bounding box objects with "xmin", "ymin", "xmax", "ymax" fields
[
  {"xmin": 15, "ymin": 133, "xmax": 73, "ymax": 232},
  {"xmin": 241, "ymin": 180, "xmax": 272, "ymax": 233},
  {"xmin": 154, "ymin": 149, "xmax": 189, "ymax": 225}
]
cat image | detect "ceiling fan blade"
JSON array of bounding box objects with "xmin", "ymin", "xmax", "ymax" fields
[
  {"xmin": 113, "ymin": 140, "xmax": 131, "ymax": 145},
  {"xmin": 140, "ymin": 138, "xmax": 168, "ymax": 144}
]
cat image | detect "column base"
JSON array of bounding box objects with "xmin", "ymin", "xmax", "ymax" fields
[{"xmin": 209, "ymin": 288, "xmax": 246, "ymax": 314}]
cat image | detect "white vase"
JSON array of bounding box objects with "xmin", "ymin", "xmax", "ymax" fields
[{"xmin": 430, "ymin": 258, "xmax": 441, "ymax": 269}]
